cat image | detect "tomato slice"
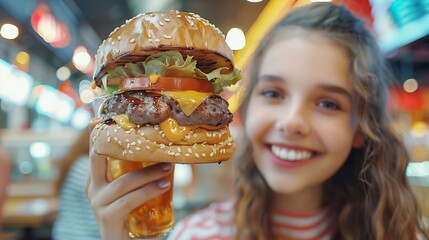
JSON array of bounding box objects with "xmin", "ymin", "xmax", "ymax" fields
[{"xmin": 119, "ymin": 77, "xmax": 214, "ymax": 93}]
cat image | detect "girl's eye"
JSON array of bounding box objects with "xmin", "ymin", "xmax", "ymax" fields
[
  {"xmin": 317, "ymin": 100, "xmax": 340, "ymax": 110},
  {"xmin": 261, "ymin": 89, "xmax": 283, "ymax": 99}
]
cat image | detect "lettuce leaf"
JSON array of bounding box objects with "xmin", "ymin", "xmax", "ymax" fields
[{"xmin": 102, "ymin": 51, "xmax": 242, "ymax": 94}]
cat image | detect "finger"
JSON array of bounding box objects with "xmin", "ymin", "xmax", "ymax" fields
[
  {"xmin": 89, "ymin": 147, "xmax": 108, "ymax": 189},
  {"xmin": 102, "ymin": 178, "xmax": 172, "ymax": 221},
  {"xmin": 96, "ymin": 163, "xmax": 172, "ymax": 206},
  {"xmin": 88, "ymin": 125, "xmax": 96, "ymax": 150},
  {"xmin": 84, "ymin": 168, "xmax": 93, "ymax": 199}
]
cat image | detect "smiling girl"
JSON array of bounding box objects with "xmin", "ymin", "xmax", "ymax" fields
[{"xmin": 86, "ymin": 2, "xmax": 428, "ymax": 240}]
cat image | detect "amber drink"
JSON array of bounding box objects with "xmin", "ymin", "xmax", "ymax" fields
[{"xmin": 107, "ymin": 157, "xmax": 175, "ymax": 239}]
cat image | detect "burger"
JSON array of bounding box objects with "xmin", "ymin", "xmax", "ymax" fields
[{"xmin": 90, "ymin": 10, "xmax": 242, "ymax": 164}]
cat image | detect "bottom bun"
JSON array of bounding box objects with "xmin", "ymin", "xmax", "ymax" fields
[{"xmin": 91, "ymin": 122, "xmax": 235, "ymax": 164}]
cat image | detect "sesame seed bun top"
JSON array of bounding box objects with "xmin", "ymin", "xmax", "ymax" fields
[{"xmin": 93, "ymin": 10, "xmax": 235, "ymax": 82}]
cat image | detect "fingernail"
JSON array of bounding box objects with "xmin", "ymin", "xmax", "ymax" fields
[
  {"xmin": 160, "ymin": 163, "xmax": 172, "ymax": 171},
  {"xmin": 158, "ymin": 179, "xmax": 170, "ymax": 188}
]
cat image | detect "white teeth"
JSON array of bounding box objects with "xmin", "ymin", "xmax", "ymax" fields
[{"xmin": 271, "ymin": 145, "xmax": 312, "ymax": 161}]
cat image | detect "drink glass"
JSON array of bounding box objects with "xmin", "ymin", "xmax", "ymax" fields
[
  {"xmin": 89, "ymin": 96, "xmax": 175, "ymax": 239},
  {"xmin": 107, "ymin": 157, "xmax": 175, "ymax": 239}
]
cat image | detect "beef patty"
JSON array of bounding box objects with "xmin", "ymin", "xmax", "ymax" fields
[{"xmin": 101, "ymin": 91, "xmax": 233, "ymax": 126}]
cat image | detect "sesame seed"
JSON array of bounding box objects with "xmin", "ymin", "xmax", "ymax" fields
[
  {"xmin": 148, "ymin": 39, "xmax": 152, "ymax": 42},
  {"xmin": 163, "ymin": 35, "xmax": 172, "ymax": 39},
  {"xmin": 135, "ymin": 147, "xmax": 141, "ymax": 151},
  {"xmin": 159, "ymin": 21, "xmax": 164, "ymax": 26},
  {"xmin": 106, "ymin": 131, "xmax": 110, "ymax": 136},
  {"xmin": 140, "ymin": 131, "xmax": 145, "ymax": 136},
  {"xmin": 175, "ymin": 153, "xmax": 180, "ymax": 157},
  {"xmin": 202, "ymin": 153, "xmax": 206, "ymax": 157},
  {"xmin": 194, "ymin": 153, "xmax": 200, "ymax": 158},
  {"xmin": 227, "ymin": 142, "xmax": 232, "ymax": 146},
  {"xmin": 129, "ymin": 38, "xmax": 136, "ymax": 43},
  {"xmin": 114, "ymin": 128, "xmax": 118, "ymax": 133},
  {"xmin": 168, "ymin": 152, "xmax": 175, "ymax": 156},
  {"xmin": 146, "ymin": 145, "xmax": 151, "ymax": 150},
  {"xmin": 125, "ymin": 139, "xmax": 130, "ymax": 142},
  {"xmin": 188, "ymin": 148, "xmax": 192, "ymax": 154},
  {"xmin": 137, "ymin": 140, "xmax": 142, "ymax": 144},
  {"xmin": 154, "ymin": 125, "xmax": 160, "ymax": 130},
  {"xmin": 193, "ymin": 143, "xmax": 198, "ymax": 149},
  {"xmin": 117, "ymin": 36, "xmax": 122, "ymax": 40},
  {"xmin": 155, "ymin": 38, "xmax": 160, "ymax": 43},
  {"xmin": 210, "ymin": 152, "xmax": 214, "ymax": 157},
  {"xmin": 161, "ymin": 134, "xmax": 165, "ymax": 138},
  {"xmin": 111, "ymin": 41, "xmax": 115, "ymax": 45},
  {"xmin": 160, "ymin": 144, "xmax": 165, "ymax": 149},
  {"xmin": 185, "ymin": 153, "xmax": 191, "ymax": 157},
  {"xmin": 122, "ymin": 150, "xmax": 126, "ymax": 155},
  {"xmin": 114, "ymin": 137, "xmax": 118, "ymax": 142},
  {"xmin": 177, "ymin": 14, "xmax": 181, "ymax": 18},
  {"xmin": 150, "ymin": 13, "xmax": 155, "ymax": 17},
  {"xmin": 107, "ymin": 136, "xmax": 111, "ymax": 142},
  {"xmin": 118, "ymin": 140, "xmax": 122, "ymax": 145},
  {"xmin": 168, "ymin": 142, "xmax": 173, "ymax": 146},
  {"xmin": 164, "ymin": 18, "xmax": 170, "ymax": 22},
  {"xmin": 177, "ymin": 147, "xmax": 181, "ymax": 153},
  {"xmin": 131, "ymin": 142, "xmax": 136, "ymax": 146},
  {"xmin": 115, "ymin": 49, "xmax": 120, "ymax": 54},
  {"xmin": 193, "ymin": 133, "xmax": 197, "ymax": 138},
  {"xmin": 126, "ymin": 143, "xmax": 130, "ymax": 149},
  {"xmin": 128, "ymin": 150, "xmax": 133, "ymax": 154}
]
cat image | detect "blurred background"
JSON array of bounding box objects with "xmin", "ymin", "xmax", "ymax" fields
[{"xmin": 0, "ymin": 0, "xmax": 428, "ymax": 239}]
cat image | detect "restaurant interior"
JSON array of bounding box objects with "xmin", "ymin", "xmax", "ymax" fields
[{"xmin": 0, "ymin": 0, "xmax": 428, "ymax": 239}]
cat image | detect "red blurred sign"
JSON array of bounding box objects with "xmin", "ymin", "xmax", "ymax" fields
[
  {"xmin": 388, "ymin": 86, "xmax": 425, "ymax": 112},
  {"xmin": 31, "ymin": 3, "xmax": 71, "ymax": 48}
]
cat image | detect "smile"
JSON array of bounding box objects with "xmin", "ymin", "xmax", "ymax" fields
[{"xmin": 271, "ymin": 145, "xmax": 313, "ymax": 161}]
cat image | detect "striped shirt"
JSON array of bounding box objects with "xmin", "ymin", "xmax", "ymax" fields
[
  {"xmin": 52, "ymin": 156, "xmax": 100, "ymax": 240},
  {"xmin": 168, "ymin": 200, "xmax": 333, "ymax": 240}
]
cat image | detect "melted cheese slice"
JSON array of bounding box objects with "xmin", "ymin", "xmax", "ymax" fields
[
  {"xmin": 112, "ymin": 114, "xmax": 137, "ymax": 130},
  {"xmin": 111, "ymin": 115, "xmax": 222, "ymax": 142},
  {"xmin": 111, "ymin": 114, "xmax": 192, "ymax": 142},
  {"xmin": 160, "ymin": 118, "xmax": 192, "ymax": 142},
  {"xmin": 158, "ymin": 91, "xmax": 212, "ymax": 116}
]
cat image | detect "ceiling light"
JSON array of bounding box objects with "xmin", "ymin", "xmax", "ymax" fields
[
  {"xmin": 56, "ymin": 66, "xmax": 71, "ymax": 81},
  {"xmin": 72, "ymin": 46, "xmax": 91, "ymax": 71},
  {"xmin": 0, "ymin": 23, "xmax": 19, "ymax": 40},
  {"xmin": 403, "ymin": 78, "xmax": 418, "ymax": 93},
  {"xmin": 226, "ymin": 28, "xmax": 246, "ymax": 50}
]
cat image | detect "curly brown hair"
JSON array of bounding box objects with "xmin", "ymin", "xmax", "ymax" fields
[{"xmin": 233, "ymin": 3, "xmax": 428, "ymax": 240}]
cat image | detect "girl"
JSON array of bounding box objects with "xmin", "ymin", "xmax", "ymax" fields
[{"xmin": 86, "ymin": 3, "xmax": 428, "ymax": 239}]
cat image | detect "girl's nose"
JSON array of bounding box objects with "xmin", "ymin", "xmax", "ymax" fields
[{"xmin": 275, "ymin": 104, "xmax": 310, "ymax": 137}]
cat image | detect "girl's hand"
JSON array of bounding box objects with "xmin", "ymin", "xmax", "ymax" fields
[{"xmin": 85, "ymin": 146, "xmax": 172, "ymax": 240}]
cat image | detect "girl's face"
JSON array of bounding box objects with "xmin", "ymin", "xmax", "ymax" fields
[{"xmin": 245, "ymin": 34, "xmax": 363, "ymax": 204}]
